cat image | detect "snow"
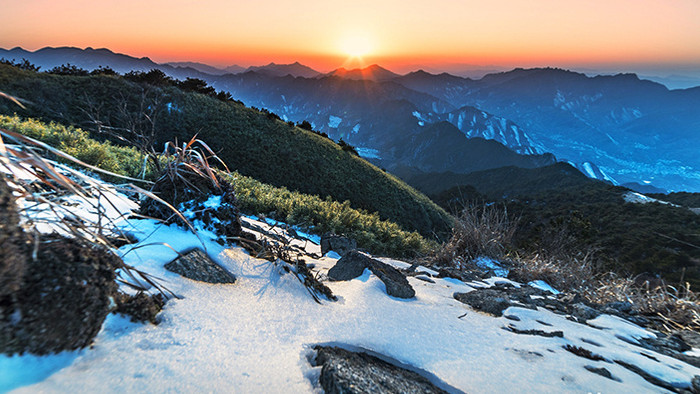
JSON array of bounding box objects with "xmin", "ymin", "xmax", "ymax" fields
[
  {"xmin": 473, "ymin": 256, "xmax": 509, "ymax": 277},
  {"xmin": 622, "ymin": 191, "xmax": 674, "ymax": 206},
  {"xmin": 3, "ymin": 170, "xmax": 699, "ymax": 393},
  {"xmin": 355, "ymin": 147, "xmax": 381, "ymax": 159},
  {"xmin": 528, "ymin": 280, "xmax": 560, "ymax": 295},
  {"xmin": 327, "ymin": 115, "xmax": 342, "ymax": 128},
  {"xmin": 582, "ymin": 162, "xmax": 598, "ymax": 178}
]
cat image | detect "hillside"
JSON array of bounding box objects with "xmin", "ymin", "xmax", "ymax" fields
[
  {"xmin": 402, "ymin": 162, "xmax": 595, "ymax": 198},
  {"xmin": 0, "ymin": 63, "xmax": 452, "ymax": 238}
]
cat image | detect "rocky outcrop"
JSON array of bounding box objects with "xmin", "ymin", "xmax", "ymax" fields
[
  {"xmin": 328, "ymin": 251, "xmax": 415, "ymax": 299},
  {"xmin": 314, "ymin": 346, "xmax": 447, "ymax": 394},
  {"xmin": 165, "ymin": 249, "xmax": 236, "ymax": 284}
]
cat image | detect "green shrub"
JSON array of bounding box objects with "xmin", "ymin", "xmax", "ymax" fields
[
  {"xmin": 0, "ymin": 115, "xmax": 153, "ymax": 180},
  {"xmin": 224, "ymin": 171, "xmax": 436, "ymax": 257}
]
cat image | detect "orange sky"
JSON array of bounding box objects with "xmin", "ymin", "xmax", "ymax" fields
[{"xmin": 1, "ymin": 0, "xmax": 699, "ymax": 73}]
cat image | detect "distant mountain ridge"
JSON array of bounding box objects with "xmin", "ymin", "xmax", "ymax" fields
[
  {"xmin": 245, "ymin": 62, "xmax": 320, "ymax": 78},
  {"xmin": 327, "ymin": 64, "xmax": 400, "ymax": 81},
  {"xmin": 3, "ymin": 46, "xmax": 699, "ymax": 190},
  {"xmin": 166, "ymin": 61, "xmax": 245, "ymax": 75}
]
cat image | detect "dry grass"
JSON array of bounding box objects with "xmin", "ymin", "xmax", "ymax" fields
[
  {"xmin": 585, "ymin": 274, "xmax": 700, "ymax": 332},
  {"xmin": 436, "ymin": 203, "xmax": 517, "ymax": 268},
  {"xmin": 508, "ymin": 249, "xmax": 598, "ymax": 293}
]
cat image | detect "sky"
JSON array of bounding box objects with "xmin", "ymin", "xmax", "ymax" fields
[{"xmin": 1, "ymin": 0, "xmax": 699, "ymax": 76}]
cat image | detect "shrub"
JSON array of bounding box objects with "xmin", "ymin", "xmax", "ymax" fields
[
  {"xmin": 224, "ymin": 171, "xmax": 436, "ymax": 257},
  {"xmin": 0, "ymin": 115, "xmax": 153, "ymax": 180},
  {"xmin": 436, "ymin": 204, "xmax": 517, "ymax": 267}
]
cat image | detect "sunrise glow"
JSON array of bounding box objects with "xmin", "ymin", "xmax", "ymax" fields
[
  {"xmin": 1, "ymin": 0, "xmax": 699, "ymax": 74},
  {"xmin": 339, "ymin": 33, "xmax": 374, "ymax": 58}
]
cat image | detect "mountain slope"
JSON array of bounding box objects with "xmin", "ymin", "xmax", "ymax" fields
[{"xmin": 0, "ymin": 63, "xmax": 452, "ymax": 238}]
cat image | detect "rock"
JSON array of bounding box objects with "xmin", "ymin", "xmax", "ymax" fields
[
  {"xmin": 369, "ymin": 261, "xmax": 416, "ymax": 299},
  {"xmin": 327, "ymin": 250, "xmax": 372, "ymax": 281},
  {"xmin": 165, "ymin": 249, "xmax": 236, "ymax": 284},
  {"xmin": 1, "ymin": 235, "xmax": 118, "ymax": 355},
  {"xmin": 692, "ymin": 375, "xmax": 700, "ymax": 394},
  {"xmin": 314, "ymin": 346, "xmax": 447, "ymax": 394},
  {"xmin": 604, "ymin": 301, "xmax": 634, "ymax": 314},
  {"xmin": 328, "ymin": 251, "xmax": 415, "ymax": 298},
  {"xmin": 0, "ymin": 178, "xmax": 26, "ymax": 299},
  {"xmin": 571, "ymin": 303, "xmax": 601, "ymax": 322},
  {"xmin": 584, "ymin": 366, "xmax": 620, "ymax": 382},
  {"xmin": 321, "ymin": 233, "xmax": 357, "ymax": 256},
  {"xmin": 454, "ymin": 289, "xmax": 512, "ymax": 317}
]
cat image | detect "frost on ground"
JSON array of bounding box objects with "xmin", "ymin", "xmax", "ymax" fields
[{"xmin": 2, "ymin": 178, "xmax": 700, "ymax": 393}]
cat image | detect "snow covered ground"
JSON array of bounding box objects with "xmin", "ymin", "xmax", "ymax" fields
[{"xmin": 1, "ymin": 176, "xmax": 699, "ymax": 393}]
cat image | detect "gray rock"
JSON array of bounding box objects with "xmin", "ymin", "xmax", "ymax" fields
[
  {"xmin": 571, "ymin": 303, "xmax": 601, "ymax": 321},
  {"xmin": 454, "ymin": 289, "xmax": 512, "ymax": 317},
  {"xmin": 605, "ymin": 301, "xmax": 634, "ymax": 314},
  {"xmin": 314, "ymin": 346, "xmax": 447, "ymax": 394},
  {"xmin": 321, "ymin": 233, "xmax": 357, "ymax": 256},
  {"xmin": 327, "ymin": 250, "xmax": 372, "ymax": 281},
  {"xmin": 327, "ymin": 251, "xmax": 415, "ymax": 298},
  {"xmin": 369, "ymin": 261, "xmax": 416, "ymax": 299},
  {"xmin": 165, "ymin": 249, "xmax": 235, "ymax": 284},
  {"xmin": 692, "ymin": 375, "xmax": 700, "ymax": 394}
]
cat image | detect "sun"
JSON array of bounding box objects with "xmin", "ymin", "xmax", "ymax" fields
[{"xmin": 339, "ymin": 33, "xmax": 373, "ymax": 58}]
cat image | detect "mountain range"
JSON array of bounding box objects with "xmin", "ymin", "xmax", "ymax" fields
[{"xmin": 2, "ymin": 46, "xmax": 700, "ymax": 191}]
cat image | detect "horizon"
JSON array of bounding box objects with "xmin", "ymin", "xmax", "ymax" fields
[
  {"xmin": 1, "ymin": 0, "xmax": 699, "ymax": 80},
  {"xmin": 5, "ymin": 45, "xmax": 700, "ymax": 88}
]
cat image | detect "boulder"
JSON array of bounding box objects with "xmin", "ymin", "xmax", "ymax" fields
[
  {"xmin": 369, "ymin": 261, "xmax": 416, "ymax": 299},
  {"xmin": 328, "ymin": 251, "xmax": 415, "ymax": 299},
  {"xmin": 327, "ymin": 250, "xmax": 372, "ymax": 281},
  {"xmin": 320, "ymin": 233, "xmax": 357, "ymax": 256},
  {"xmin": 454, "ymin": 289, "xmax": 512, "ymax": 317},
  {"xmin": 165, "ymin": 249, "xmax": 236, "ymax": 284},
  {"xmin": 314, "ymin": 346, "xmax": 447, "ymax": 394}
]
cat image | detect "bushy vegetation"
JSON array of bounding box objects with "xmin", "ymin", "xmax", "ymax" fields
[
  {"xmin": 225, "ymin": 172, "xmax": 436, "ymax": 257},
  {"xmin": 3, "ymin": 115, "xmax": 435, "ymax": 258},
  {"xmin": 0, "ymin": 63, "xmax": 452, "ymax": 238},
  {"xmin": 0, "ymin": 115, "xmax": 153, "ymax": 180}
]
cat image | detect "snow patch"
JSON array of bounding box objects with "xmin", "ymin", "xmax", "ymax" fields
[{"xmin": 328, "ymin": 115, "xmax": 342, "ymax": 128}]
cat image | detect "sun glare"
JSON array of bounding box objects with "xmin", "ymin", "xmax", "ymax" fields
[{"xmin": 340, "ymin": 33, "xmax": 373, "ymax": 58}]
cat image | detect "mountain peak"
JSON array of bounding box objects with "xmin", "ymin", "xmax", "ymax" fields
[{"xmin": 327, "ymin": 64, "xmax": 399, "ymax": 81}]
